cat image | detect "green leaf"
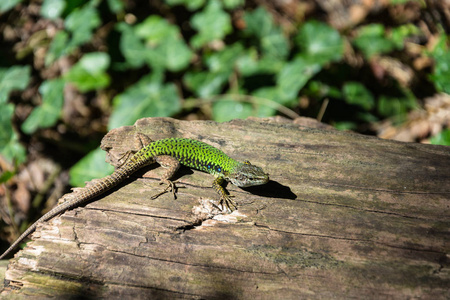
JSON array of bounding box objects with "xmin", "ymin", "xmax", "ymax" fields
[
  {"xmin": 305, "ymin": 81, "xmax": 342, "ymax": 99},
  {"xmin": 261, "ymin": 27, "xmax": 289, "ymax": 59},
  {"xmin": 205, "ymin": 43, "xmax": 244, "ymax": 72},
  {"xmin": 184, "ymin": 45, "xmax": 244, "ymax": 97},
  {"xmin": 46, "ymin": 5, "xmax": 101, "ymax": 65},
  {"xmin": 183, "ymin": 71, "xmax": 229, "ymax": 98},
  {"xmin": 69, "ymin": 148, "xmax": 114, "ymax": 187},
  {"xmin": 243, "ymin": 7, "xmax": 274, "ymax": 38},
  {"xmin": 377, "ymin": 95, "xmax": 417, "ymax": 117},
  {"xmin": 134, "ymin": 16, "xmax": 193, "ymax": 71},
  {"xmin": 429, "ymin": 35, "xmax": 450, "ymax": 94},
  {"xmin": 212, "ymin": 97, "xmax": 254, "ymax": 122},
  {"xmin": 430, "ymin": 129, "xmax": 450, "ymax": 146},
  {"xmin": 41, "ymin": 0, "xmax": 66, "ymax": 20},
  {"xmin": 109, "ymin": 74, "xmax": 181, "ymax": 129},
  {"xmin": 389, "ymin": 24, "xmax": 421, "ymax": 50},
  {"xmin": 0, "ymin": 170, "xmax": 15, "ymax": 184},
  {"xmin": 243, "ymin": 7, "xmax": 289, "ymax": 59},
  {"xmin": 190, "ymin": 0, "xmax": 232, "ymax": 48},
  {"xmin": 107, "ymin": 0, "xmax": 124, "ymax": 13},
  {"xmin": 0, "ymin": 104, "xmax": 26, "ymax": 164},
  {"xmin": 164, "ymin": 0, "xmax": 205, "ymax": 10},
  {"xmin": 21, "ymin": 79, "xmax": 65, "ymax": 134},
  {"xmin": 64, "ymin": 52, "xmax": 111, "ymax": 92},
  {"xmin": 236, "ymin": 48, "xmax": 284, "ymax": 76},
  {"xmin": 251, "ymin": 87, "xmax": 279, "ymax": 117},
  {"xmin": 334, "ymin": 121, "xmax": 357, "ymax": 131},
  {"xmin": 223, "ymin": 0, "xmax": 244, "ymax": 9},
  {"xmin": 295, "ymin": 20, "xmax": 344, "ymax": 65},
  {"xmin": 0, "ymin": 65, "xmax": 31, "ymax": 104},
  {"xmin": 45, "ymin": 31, "xmax": 71, "ymax": 66},
  {"xmin": 116, "ymin": 23, "xmax": 147, "ymax": 68},
  {"xmin": 65, "ymin": 5, "xmax": 101, "ymax": 46},
  {"xmin": 353, "ymin": 24, "xmax": 395, "ymax": 58},
  {"xmin": 0, "ymin": 0, "xmax": 22, "ymax": 13},
  {"xmin": 276, "ymin": 57, "xmax": 321, "ymax": 104},
  {"xmin": 342, "ymin": 82, "xmax": 374, "ymax": 110},
  {"xmin": 135, "ymin": 15, "xmax": 179, "ymax": 43},
  {"xmin": 356, "ymin": 112, "xmax": 378, "ymax": 123}
]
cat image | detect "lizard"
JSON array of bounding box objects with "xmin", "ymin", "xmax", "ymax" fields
[{"xmin": 0, "ymin": 134, "xmax": 269, "ymax": 259}]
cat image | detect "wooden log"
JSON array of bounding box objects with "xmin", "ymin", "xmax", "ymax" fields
[{"xmin": 1, "ymin": 117, "xmax": 449, "ymax": 299}]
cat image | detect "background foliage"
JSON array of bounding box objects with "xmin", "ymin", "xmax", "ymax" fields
[{"xmin": 0, "ymin": 0, "xmax": 449, "ymax": 245}]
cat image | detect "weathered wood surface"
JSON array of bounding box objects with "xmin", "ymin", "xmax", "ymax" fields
[{"xmin": 1, "ymin": 117, "xmax": 449, "ymax": 299}]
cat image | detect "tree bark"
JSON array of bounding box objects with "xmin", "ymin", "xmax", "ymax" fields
[{"xmin": 1, "ymin": 117, "xmax": 449, "ymax": 299}]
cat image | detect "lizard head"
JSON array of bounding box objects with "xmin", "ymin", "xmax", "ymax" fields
[{"xmin": 228, "ymin": 160, "xmax": 269, "ymax": 187}]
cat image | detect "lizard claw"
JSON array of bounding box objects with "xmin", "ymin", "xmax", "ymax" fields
[
  {"xmin": 151, "ymin": 180, "xmax": 184, "ymax": 200},
  {"xmin": 219, "ymin": 195, "xmax": 237, "ymax": 212}
]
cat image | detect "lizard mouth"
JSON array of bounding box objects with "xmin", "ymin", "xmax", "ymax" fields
[{"xmin": 233, "ymin": 174, "xmax": 269, "ymax": 187}]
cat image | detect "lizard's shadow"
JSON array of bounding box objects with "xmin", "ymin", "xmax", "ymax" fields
[{"xmin": 241, "ymin": 180, "xmax": 295, "ymax": 200}]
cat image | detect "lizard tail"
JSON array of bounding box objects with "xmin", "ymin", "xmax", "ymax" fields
[{"xmin": 0, "ymin": 151, "xmax": 153, "ymax": 260}]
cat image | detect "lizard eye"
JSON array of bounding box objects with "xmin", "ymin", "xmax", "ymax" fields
[{"xmin": 244, "ymin": 160, "xmax": 251, "ymax": 165}]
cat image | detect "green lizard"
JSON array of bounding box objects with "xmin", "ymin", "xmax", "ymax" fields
[{"xmin": 0, "ymin": 135, "xmax": 269, "ymax": 259}]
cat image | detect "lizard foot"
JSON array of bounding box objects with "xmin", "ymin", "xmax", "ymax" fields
[
  {"xmin": 151, "ymin": 180, "xmax": 185, "ymax": 200},
  {"xmin": 217, "ymin": 195, "xmax": 237, "ymax": 212}
]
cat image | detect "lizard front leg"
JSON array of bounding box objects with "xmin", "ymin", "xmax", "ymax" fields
[
  {"xmin": 150, "ymin": 155, "xmax": 181, "ymax": 200},
  {"xmin": 213, "ymin": 176, "xmax": 237, "ymax": 211},
  {"xmin": 117, "ymin": 133, "xmax": 154, "ymax": 168}
]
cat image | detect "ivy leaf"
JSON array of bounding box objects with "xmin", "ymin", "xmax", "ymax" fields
[
  {"xmin": 0, "ymin": 0, "xmax": 22, "ymax": 13},
  {"xmin": 164, "ymin": 0, "xmax": 205, "ymax": 10},
  {"xmin": 45, "ymin": 5, "xmax": 101, "ymax": 65},
  {"xmin": 251, "ymin": 87, "xmax": 279, "ymax": 117},
  {"xmin": 134, "ymin": 16, "xmax": 193, "ymax": 71},
  {"xmin": 429, "ymin": 34, "xmax": 450, "ymax": 94},
  {"xmin": 109, "ymin": 73, "xmax": 181, "ymax": 129},
  {"xmin": 45, "ymin": 31, "xmax": 72, "ymax": 66},
  {"xmin": 430, "ymin": 129, "xmax": 450, "ymax": 146},
  {"xmin": 205, "ymin": 43, "xmax": 244, "ymax": 72},
  {"xmin": 65, "ymin": 5, "xmax": 101, "ymax": 47},
  {"xmin": 243, "ymin": 7, "xmax": 274, "ymax": 38},
  {"xmin": 116, "ymin": 23, "xmax": 147, "ymax": 68},
  {"xmin": 243, "ymin": 7, "xmax": 289, "ymax": 59},
  {"xmin": 190, "ymin": 0, "xmax": 232, "ymax": 48},
  {"xmin": 184, "ymin": 44, "xmax": 244, "ymax": 97},
  {"xmin": 69, "ymin": 148, "xmax": 114, "ymax": 187},
  {"xmin": 64, "ymin": 52, "xmax": 111, "ymax": 92},
  {"xmin": 353, "ymin": 24, "xmax": 395, "ymax": 58},
  {"xmin": 21, "ymin": 79, "xmax": 65, "ymax": 134},
  {"xmin": 342, "ymin": 82, "xmax": 374, "ymax": 110},
  {"xmin": 295, "ymin": 20, "xmax": 344, "ymax": 65},
  {"xmin": 377, "ymin": 95, "xmax": 417, "ymax": 117},
  {"xmin": 212, "ymin": 97, "xmax": 254, "ymax": 122},
  {"xmin": 277, "ymin": 57, "xmax": 321, "ymax": 104},
  {"xmin": 236, "ymin": 48, "xmax": 284, "ymax": 76},
  {"xmin": 389, "ymin": 24, "xmax": 421, "ymax": 50},
  {"xmin": 0, "ymin": 104, "xmax": 26, "ymax": 164},
  {"xmin": 183, "ymin": 71, "xmax": 229, "ymax": 98},
  {"xmin": 0, "ymin": 65, "xmax": 31, "ymax": 104},
  {"xmin": 40, "ymin": 0, "xmax": 65, "ymax": 20},
  {"xmin": 106, "ymin": 0, "xmax": 125, "ymax": 13}
]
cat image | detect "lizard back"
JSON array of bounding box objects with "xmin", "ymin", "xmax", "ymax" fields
[{"xmin": 140, "ymin": 138, "xmax": 239, "ymax": 176}]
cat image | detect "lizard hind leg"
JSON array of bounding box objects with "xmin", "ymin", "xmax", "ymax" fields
[{"xmin": 150, "ymin": 155, "xmax": 183, "ymax": 200}]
